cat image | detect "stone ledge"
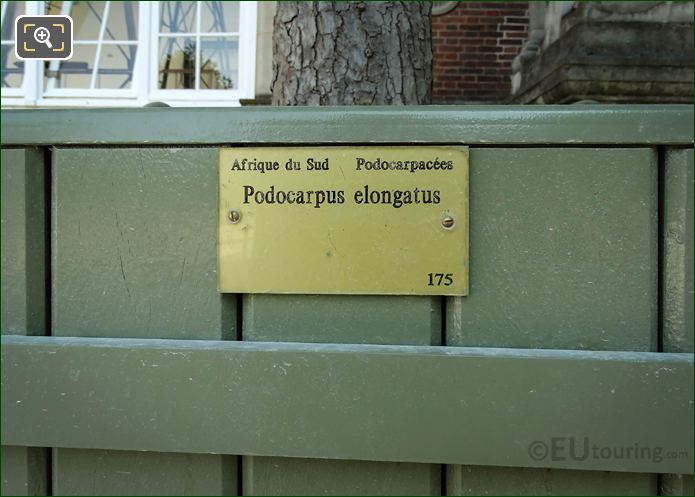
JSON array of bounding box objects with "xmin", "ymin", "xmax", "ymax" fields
[{"xmin": 511, "ymin": 21, "xmax": 693, "ymax": 103}]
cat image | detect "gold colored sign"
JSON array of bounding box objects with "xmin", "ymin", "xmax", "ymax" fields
[{"xmin": 218, "ymin": 146, "xmax": 468, "ymax": 296}]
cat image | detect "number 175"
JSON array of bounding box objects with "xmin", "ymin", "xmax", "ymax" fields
[{"xmin": 427, "ymin": 273, "xmax": 453, "ymax": 286}]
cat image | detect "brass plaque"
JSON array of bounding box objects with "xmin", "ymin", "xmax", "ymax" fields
[{"xmin": 218, "ymin": 146, "xmax": 468, "ymax": 295}]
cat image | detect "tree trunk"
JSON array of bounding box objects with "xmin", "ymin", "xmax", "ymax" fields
[{"xmin": 272, "ymin": 2, "xmax": 432, "ymax": 105}]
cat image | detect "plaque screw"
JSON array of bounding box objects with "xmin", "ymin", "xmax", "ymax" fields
[
  {"xmin": 441, "ymin": 216, "xmax": 455, "ymax": 229},
  {"xmin": 228, "ymin": 209, "xmax": 241, "ymax": 224}
]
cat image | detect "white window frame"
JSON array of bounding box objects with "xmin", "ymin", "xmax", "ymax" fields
[
  {"xmin": 148, "ymin": 1, "xmax": 256, "ymax": 106},
  {"xmin": 1, "ymin": 0, "xmax": 41, "ymax": 106},
  {"xmin": 39, "ymin": 1, "xmax": 149, "ymax": 103},
  {"xmin": 1, "ymin": 1, "xmax": 256, "ymax": 107}
]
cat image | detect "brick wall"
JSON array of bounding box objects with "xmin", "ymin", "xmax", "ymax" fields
[{"xmin": 432, "ymin": 2, "xmax": 529, "ymax": 103}]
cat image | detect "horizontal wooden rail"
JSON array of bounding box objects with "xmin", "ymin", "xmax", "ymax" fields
[
  {"xmin": 2, "ymin": 335, "xmax": 692, "ymax": 474},
  {"xmin": 1, "ymin": 105, "xmax": 692, "ymax": 145}
]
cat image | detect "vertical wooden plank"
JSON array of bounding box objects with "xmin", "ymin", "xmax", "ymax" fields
[
  {"xmin": 661, "ymin": 475, "xmax": 694, "ymax": 497},
  {"xmin": 1, "ymin": 148, "xmax": 49, "ymax": 496},
  {"xmin": 243, "ymin": 295, "xmax": 441, "ymax": 496},
  {"xmin": 446, "ymin": 148, "xmax": 657, "ymax": 495},
  {"xmin": 51, "ymin": 148, "xmax": 237, "ymax": 496},
  {"xmin": 244, "ymin": 456, "xmax": 440, "ymax": 496},
  {"xmin": 663, "ymin": 148, "xmax": 694, "ymax": 354},
  {"xmin": 447, "ymin": 466, "xmax": 654, "ymax": 496},
  {"xmin": 1, "ymin": 148, "xmax": 46, "ymax": 336},
  {"xmin": 1, "ymin": 446, "xmax": 48, "ymax": 497},
  {"xmin": 52, "ymin": 449, "xmax": 235, "ymax": 496},
  {"xmin": 661, "ymin": 148, "xmax": 694, "ymax": 496},
  {"xmin": 243, "ymin": 295, "xmax": 441, "ymax": 345}
]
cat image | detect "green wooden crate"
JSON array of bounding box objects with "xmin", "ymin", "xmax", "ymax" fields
[{"xmin": 1, "ymin": 106, "xmax": 693, "ymax": 496}]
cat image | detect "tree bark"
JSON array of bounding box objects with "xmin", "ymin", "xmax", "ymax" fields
[{"xmin": 272, "ymin": 2, "xmax": 432, "ymax": 105}]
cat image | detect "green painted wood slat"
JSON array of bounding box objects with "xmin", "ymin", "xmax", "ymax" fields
[
  {"xmin": 1, "ymin": 106, "xmax": 692, "ymax": 146},
  {"xmin": 1, "ymin": 335, "xmax": 692, "ymax": 475},
  {"xmin": 660, "ymin": 148, "xmax": 694, "ymax": 496},
  {"xmin": 1, "ymin": 148, "xmax": 49, "ymax": 496}
]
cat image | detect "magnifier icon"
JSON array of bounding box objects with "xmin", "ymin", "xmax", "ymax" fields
[{"xmin": 34, "ymin": 27, "xmax": 52, "ymax": 48}]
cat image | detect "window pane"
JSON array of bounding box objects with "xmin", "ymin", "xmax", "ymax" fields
[
  {"xmin": 199, "ymin": 37, "xmax": 238, "ymax": 89},
  {"xmin": 46, "ymin": 1, "xmax": 138, "ymax": 41},
  {"xmin": 42, "ymin": 2, "xmax": 139, "ymax": 92},
  {"xmin": 44, "ymin": 44, "xmax": 138, "ymax": 90},
  {"xmin": 47, "ymin": 1, "xmax": 101, "ymax": 39},
  {"xmin": 95, "ymin": 44, "xmax": 136, "ymax": 89},
  {"xmin": 1, "ymin": 1, "xmax": 26, "ymax": 41},
  {"xmin": 104, "ymin": 2, "xmax": 139, "ymax": 41},
  {"xmin": 159, "ymin": 1, "xmax": 197, "ymax": 34},
  {"xmin": 158, "ymin": 36, "xmax": 196, "ymax": 89},
  {"xmin": 1, "ymin": 44, "xmax": 23, "ymax": 88},
  {"xmin": 44, "ymin": 44, "xmax": 96, "ymax": 89},
  {"xmin": 201, "ymin": 1, "xmax": 239, "ymax": 33}
]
